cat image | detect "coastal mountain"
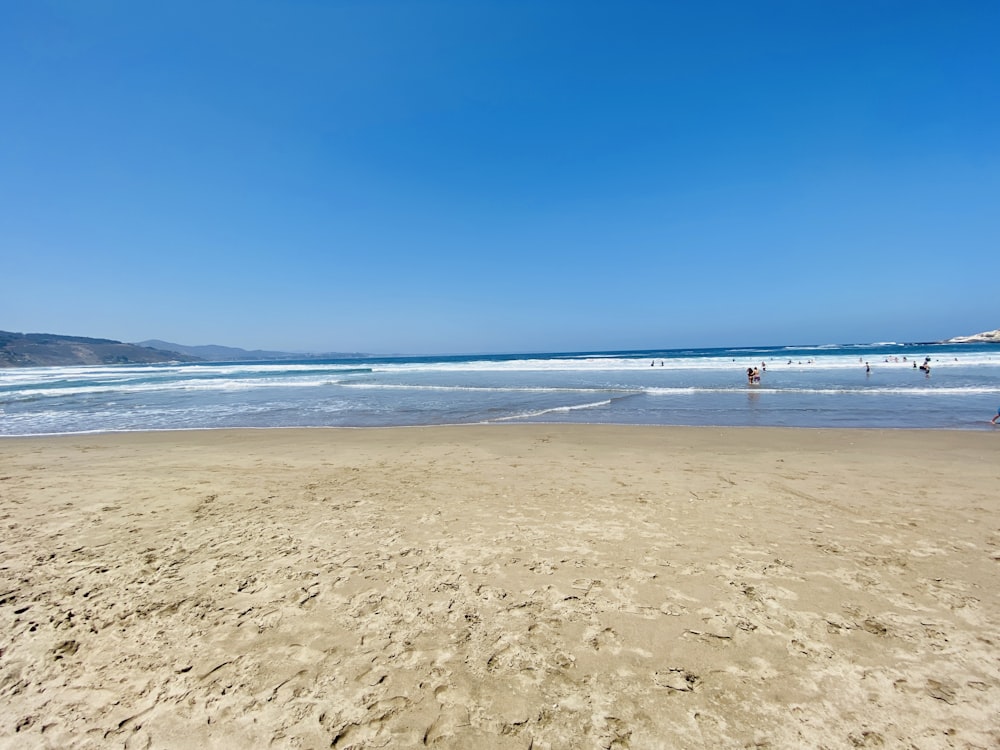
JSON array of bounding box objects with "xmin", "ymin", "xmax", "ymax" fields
[
  {"xmin": 0, "ymin": 331, "xmax": 367, "ymax": 368},
  {"xmin": 137, "ymin": 340, "xmax": 369, "ymax": 362},
  {"xmin": 137, "ymin": 340, "xmax": 300, "ymax": 362},
  {"xmin": 945, "ymin": 329, "xmax": 1000, "ymax": 343},
  {"xmin": 0, "ymin": 331, "xmax": 199, "ymax": 368}
]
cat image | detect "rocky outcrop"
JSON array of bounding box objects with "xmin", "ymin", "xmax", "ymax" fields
[{"xmin": 945, "ymin": 329, "xmax": 1000, "ymax": 343}]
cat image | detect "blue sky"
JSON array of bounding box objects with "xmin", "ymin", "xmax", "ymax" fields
[{"xmin": 2, "ymin": 1, "xmax": 997, "ymax": 354}]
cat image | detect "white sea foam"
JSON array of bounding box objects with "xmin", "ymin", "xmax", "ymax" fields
[
  {"xmin": 643, "ymin": 385, "xmax": 1000, "ymax": 396},
  {"xmin": 0, "ymin": 362, "xmax": 368, "ymax": 385},
  {"xmin": 4, "ymin": 368, "xmax": 998, "ymax": 404},
  {"xmin": 490, "ymin": 399, "xmax": 614, "ymax": 422},
  {"xmin": 3, "ymin": 344, "xmax": 999, "ymax": 434},
  {"xmin": 365, "ymin": 354, "xmax": 1000, "ymax": 373},
  {"xmin": 4, "ymin": 353, "xmax": 998, "ymax": 390},
  {"xmin": 338, "ymin": 383, "xmax": 620, "ymax": 394},
  {"xmin": 1, "ymin": 377, "xmax": 351, "ymax": 401}
]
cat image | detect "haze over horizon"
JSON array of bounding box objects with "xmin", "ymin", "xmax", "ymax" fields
[{"xmin": 3, "ymin": 2, "xmax": 997, "ymax": 355}]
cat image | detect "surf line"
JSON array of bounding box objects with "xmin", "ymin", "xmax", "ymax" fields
[{"xmin": 489, "ymin": 399, "xmax": 614, "ymax": 422}]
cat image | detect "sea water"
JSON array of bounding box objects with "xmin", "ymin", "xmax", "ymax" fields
[{"xmin": 2, "ymin": 342, "xmax": 999, "ymax": 435}]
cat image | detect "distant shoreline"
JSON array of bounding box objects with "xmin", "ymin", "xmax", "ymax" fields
[
  {"xmin": 1, "ymin": 422, "xmax": 995, "ymax": 441},
  {"xmin": 2, "ymin": 326, "xmax": 998, "ymax": 368}
]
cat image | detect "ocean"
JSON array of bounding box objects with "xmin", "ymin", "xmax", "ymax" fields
[{"xmin": 2, "ymin": 342, "xmax": 999, "ymax": 436}]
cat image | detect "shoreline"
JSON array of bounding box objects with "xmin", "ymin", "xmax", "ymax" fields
[
  {"xmin": 2, "ymin": 424, "xmax": 997, "ymax": 748},
  {"xmin": 3, "ymin": 419, "xmax": 999, "ymax": 440},
  {"xmin": 4, "ymin": 340, "xmax": 1000, "ymax": 434}
]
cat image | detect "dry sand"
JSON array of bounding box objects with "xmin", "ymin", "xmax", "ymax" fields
[{"xmin": 0, "ymin": 425, "xmax": 998, "ymax": 749}]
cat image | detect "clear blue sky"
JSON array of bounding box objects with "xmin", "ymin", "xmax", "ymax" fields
[{"xmin": 2, "ymin": 1, "xmax": 997, "ymax": 354}]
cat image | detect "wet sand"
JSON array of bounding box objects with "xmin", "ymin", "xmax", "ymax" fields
[{"xmin": 1, "ymin": 425, "xmax": 998, "ymax": 749}]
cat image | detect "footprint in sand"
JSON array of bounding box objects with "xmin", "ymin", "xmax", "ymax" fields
[
  {"xmin": 584, "ymin": 626, "xmax": 621, "ymax": 652},
  {"xmin": 653, "ymin": 668, "xmax": 700, "ymax": 692}
]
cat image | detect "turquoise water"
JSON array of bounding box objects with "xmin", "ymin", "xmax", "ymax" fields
[{"xmin": 2, "ymin": 342, "xmax": 999, "ymax": 435}]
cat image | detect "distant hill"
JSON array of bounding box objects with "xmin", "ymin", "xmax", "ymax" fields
[
  {"xmin": 137, "ymin": 340, "xmax": 370, "ymax": 362},
  {"xmin": 137, "ymin": 340, "xmax": 299, "ymax": 362},
  {"xmin": 0, "ymin": 331, "xmax": 200, "ymax": 368}
]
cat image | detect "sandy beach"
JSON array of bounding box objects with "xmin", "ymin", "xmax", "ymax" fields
[{"xmin": 1, "ymin": 425, "xmax": 997, "ymax": 749}]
